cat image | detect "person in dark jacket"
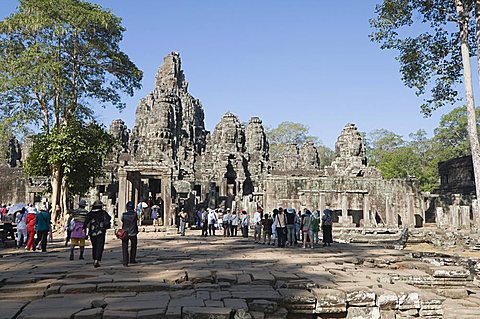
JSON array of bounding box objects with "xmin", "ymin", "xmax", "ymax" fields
[
  {"xmin": 83, "ymin": 200, "xmax": 111, "ymax": 268},
  {"xmin": 121, "ymin": 201, "xmax": 138, "ymax": 267},
  {"xmin": 286, "ymin": 208, "xmax": 296, "ymax": 246}
]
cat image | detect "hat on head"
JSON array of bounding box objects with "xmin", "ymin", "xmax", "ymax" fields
[
  {"xmin": 226, "ymin": 208, "xmax": 231, "ymax": 211},
  {"xmin": 79, "ymin": 199, "xmax": 87, "ymax": 207},
  {"xmin": 287, "ymin": 208, "xmax": 295, "ymax": 214},
  {"xmin": 126, "ymin": 201, "xmax": 134, "ymax": 210},
  {"xmin": 92, "ymin": 200, "xmax": 104, "ymax": 208}
]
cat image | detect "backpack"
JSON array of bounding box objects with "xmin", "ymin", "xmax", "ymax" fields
[{"xmin": 71, "ymin": 221, "xmax": 86, "ymax": 239}]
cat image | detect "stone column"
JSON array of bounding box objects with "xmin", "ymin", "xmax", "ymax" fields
[
  {"xmin": 406, "ymin": 193, "xmax": 415, "ymax": 227},
  {"xmin": 436, "ymin": 207, "xmax": 445, "ymax": 228},
  {"xmin": 385, "ymin": 196, "xmax": 394, "ymax": 227},
  {"xmin": 450, "ymin": 205, "xmax": 459, "ymax": 230},
  {"xmin": 460, "ymin": 206, "xmax": 470, "ymax": 230},
  {"xmin": 341, "ymin": 193, "xmax": 349, "ymax": 226},
  {"xmin": 363, "ymin": 194, "xmax": 371, "ymax": 227},
  {"xmin": 319, "ymin": 192, "xmax": 326, "ymax": 215},
  {"xmin": 473, "ymin": 199, "xmax": 480, "ymax": 232},
  {"xmin": 133, "ymin": 175, "xmax": 141, "ymax": 206},
  {"xmin": 117, "ymin": 169, "xmax": 128, "ymax": 223},
  {"xmin": 162, "ymin": 174, "xmax": 172, "ymax": 226}
]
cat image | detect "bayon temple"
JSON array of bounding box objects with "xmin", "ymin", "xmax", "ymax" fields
[{"xmin": 1, "ymin": 52, "xmax": 478, "ymax": 233}]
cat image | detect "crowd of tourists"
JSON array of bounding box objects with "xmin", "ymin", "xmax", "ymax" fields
[{"xmin": 193, "ymin": 205, "xmax": 334, "ymax": 248}]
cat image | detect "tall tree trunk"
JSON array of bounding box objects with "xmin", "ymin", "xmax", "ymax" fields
[
  {"xmin": 456, "ymin": 0, "xmax": 480, "ymax": 203},
  {"xmin": 61, "ymin": 176, "xmax": 68, "ymax": 222},
  {"xmin": 50, "ymin": 163, "xmax": 62, "ymax": 224}
]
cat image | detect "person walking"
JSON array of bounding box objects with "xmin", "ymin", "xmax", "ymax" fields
[
  {"xmin": 25, "ymin": 207, "xmax": 36, "ymax": 251},
  {"xmin": 275, "ymin": 208, "xmax": 287, "ymax": 248},
  {"xmin": 322, "ymin": 205, "xmax": 333, "ymax": 247},
  {"xmin": 241, "ymin": 210, "xmax": 250, "ymax": 238},
  {"xmin": 230, "ymin": 211, "xmax": 239, "ymax": 237},
  {"xmin": 261, "ymin": 213, "xmax": 273, "ymax": 245},
  {"xmin": 253, "ymin": 209, "xmax": 262, "ymax": 243},
  {"xmin": 207, "ymin": 209, "xmax": 217, "ymax": 236},
  {"xmin": 33, "ymin": 205, "xmax": 50, "ymax": 252},
  {"xmin": 201, "ymin": 208, "xmax": 208, "ymax": 237},
  {"xmin": 286, "ymin": 208, "xmax": 296, "ymax": 246},
  {"xmin": 311, "ymin": 210, "xmax": 321, "ymax": 245},
  {"xmin": 295, "ymin": 210, "xmax": 302, "ymax": 244},
  {"xmin": 121, "ymin": 201, "xmax": 138, "ymax": 267},
  {"xmin": 15, "ymin": 207, "xmax": 28, "ymax": 248},
  {"xmin": 301, "ymin": 209, "xmax": 313, "ymax": 248},
  {"xmin": 84, "ymin": 200, "xmax": 111, "ymax": 268},
  {"xmin": 68, "ymin": 199, "xmax": 88, "ymax": 260},
  {"xmin": 179, "ymin": 208, "xmax": 188, "ymax": 236}
]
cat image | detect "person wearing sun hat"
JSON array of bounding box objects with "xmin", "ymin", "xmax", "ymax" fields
[{"xmin": 83, "ymin": 200, "xmax": 111, "ymax": 268}]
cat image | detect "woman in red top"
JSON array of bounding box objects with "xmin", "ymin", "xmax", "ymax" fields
[{"xmin": 25, "ymin": 208, "xmax": 37, "ymax": 250}]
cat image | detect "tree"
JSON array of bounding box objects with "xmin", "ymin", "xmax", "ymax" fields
[
  {"xmin": 371, "ymin": 0, "xmax": 480, "ymax": 202},
  {"xmin": 0, "ymin": 0, "xmax": 142, "ymax": 222},
  {"xmin": 266, "ymin": 121, "xmax": 334, "ymax": 167},
  {"xmin": 366, "ymin": 128, "xmax": 405, "ymax": 166}
]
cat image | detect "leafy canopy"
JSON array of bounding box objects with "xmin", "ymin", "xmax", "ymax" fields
[{"xmin": 25, "ymin": 119, "xmax": 114, "ymax": 195}]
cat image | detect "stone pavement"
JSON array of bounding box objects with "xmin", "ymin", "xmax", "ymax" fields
[{"xmin": 1, "ymin": 228, "xmax": 480, "ymax": 319}]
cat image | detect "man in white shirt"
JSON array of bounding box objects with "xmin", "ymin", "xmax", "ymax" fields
[{"xmin": 253, "ymin": 209, "xmax": 262, "ymax": 243}]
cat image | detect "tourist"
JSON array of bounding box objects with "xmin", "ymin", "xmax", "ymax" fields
[
  {"xmin": 223, "ymin": 208, "xmax": 231, "ymax": 237},
  {"xmin": 64, "ymin": 210, "xmax": 73, "ymax": 247},
  {"xmin": 33, "ymin": 205, "xmax": 51, "ymax": 252},
  {"xmin": 196, "ymin": 208, "xmax": 203, "ymax": 228},
  {"xmin": 241, "ymin": 210, "xmax": 249, "ymax": 238},
  {"xmin": 275, "ymin": 208, "xmax": 287, "ymax": 248},
  {"xmin": 253, "ymin": 208, "xmax": 262, "ymax": 243},
  {"xmin": 151, "ymin": 206, "xmax": 159, "ymax": 226},
  {"xmin": 25, "ymin": 207, "xmax": 36, "ymax": 251},
  {"xmin": 311, "ymin": 210, "xmax": 321, "ymax": 245},
  {"xmin": 15, "ymin": 207, "xmax": 28, "ymax": 248},
  {"xmin": 121, "ymin": 201, "xmax": 138, "ymax": 267},
  {"xmin": 301, "ymin": 209, "xmax": 313, "ymax": 249},
  {"xmin": 2, "ymin": 209, "xmax": 14, "ymax": 242},
  {"xmin": 230, "ymin": 211, "xmax": 239, "ymax": 236},
  {"xmin": 261, "ymin": 213, "xmax": 273, "ymax": 245},
  {"xmin": 201, "ymin": 208, "xmax": 208, "ymax": 237},
  {"xmin": 286, "ymin": 208, "xmax": 296, "ymax": 246},
  {"xmin": 271, "ymin": 209, "xmax": 277, "ymax": 246},
  {"xmin": 69, "ymin": 199, "xmax": 88, "ymax": 260},
  {"xmin": 179, "ymin": 208, "xmax": 188, "ymax": 236},
  {"xmin": 84, "ymin": 200, "xmax": 111, "ymax": 268},
  {"xmin": 208, "ymin": 209, "xmax": 217, "ymax": 236},
  {"xmin": 295, "ymin": 210, "xmax": 302, "ymax": 244},
  {"xmin": 322, "ymin": 205, "xmax": 333, "ymax": 247},
  {"xmin": 217, "ymin": 209, "xmax": 223, "ymax": 231}
]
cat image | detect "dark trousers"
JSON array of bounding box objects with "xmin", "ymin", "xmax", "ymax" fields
[
  {"xmin": 65, "ymin": 230, "xmax": 71, "ymax": 246},
  {"xmin": 277, "ymin": 227, "xmax": 286, "ymax": 247},
  {"xmin": 202, "ymin": 221, "xmax": 208, "ymax": 236},
  {"xmin": 242, "ymin": 226, "xmax": 248, "ymax": 238},
  {"xmin": 208, "ymin": 224, "xmax": 216, "ymax": 236},
  {"xmin": 122, "ymin": 235, "xmax": 137, "ymax": 265},
  {"xmin": 90, "ymin": 233, "xmax": 106, "ymax": 261},
  {"xmin": 231, "ymin": 225, "xmax": 238, "ymax": 236},
  {"xmin": 322, "ymin": 225, "xmax": 333, "ymax": 244},
  {"xmin": 34, "ymin": 230, "xmax": 48, "ymax": 252}
]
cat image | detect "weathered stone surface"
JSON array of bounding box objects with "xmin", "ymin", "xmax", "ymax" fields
[
  {"xmin": 223, "ymin": 298, "xmax": 248, "ymax": 310},
  {"xmin": 0, "ymin": 301, "xmax": 28, "ymax": 319},
  {"xmin": 374, "ymin": 289, "xmax": 398, "ymax": 310},
  {"xmin": 60, "ymin": 284, "xmax": 97, "ymax": 294},
  {"xmin": 397, "ymin": 292, "xmax": 420, "ymax": 310},
  {"xmin": 248, "ymin": 300, "xmax": 278, "ymax": 314},
  {"xmin": 102, "ymin": 310, "xmax": 137, "ymax": 319},
  {"xmin": 182, "ymin": 307, "xmax": 232, "ymax": 319},
  {"xmin": 73, "ymin": 308, "xmax": 103, "ymax": 319},
  {"xmin": 346, "ymin": 307, "xmax": 380, "ymax": 319},
  {"xmin": 344, "ymin": 287, "xmax": 376, "ymax": 306},
  {"xmin": 312, "ymin": 288, "xmax": 346, "ymax": 314}
]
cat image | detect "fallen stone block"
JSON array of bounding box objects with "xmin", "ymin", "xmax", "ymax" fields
[
  {"xmin": 343, "ymin": 287, "xmax": 376, "ymax": 307},
  {"xmin": 373, "ymin": 289, "xmax": 398, "ymax": 310},
  {"xmin": 436, "ymin": 288, "xmax": 468, "ymax": 299},
  {"xmin": 397, "ymin": 292, "xmax": 420, "ymax": 310}
]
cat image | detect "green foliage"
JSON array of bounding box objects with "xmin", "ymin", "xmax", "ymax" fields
[
  {"xmin": 266, "ymin": 121, "xmax": 334, "ymax": 167},
  {"xmin": 25, "ymin": 119, "xmax": 114, "ymax": 195},
  {"xmin": 370, "ymin": 0, "xmax": 468, "ymax": 116},
  {"xmin": 0, "ymin": 0, "xmax": 143, "ymax": 128}
]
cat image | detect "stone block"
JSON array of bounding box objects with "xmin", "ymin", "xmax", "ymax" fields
[
  {"xmin": 234, "ymin": 309, "xmax": 253, "ymax": 319},
  {"xmin": 344, "ymin": 287, "xmax": 376, "ymax": 306},
  {"xmin": 312, "ymin": 288, "xmax": 346, "ymax": 314},
  {"xmin": 373, "ymin": 289, "xmax": 398, "ymax": 310},
  {"xmin": 264, "ymin": 307, "xmax": 288, "ymax": 319},
  {"xmin": 165, "ymin": 305, "xmax": 181, "ymax": 319},
  {"xmin": 60, "ymin": 284, "xmax": 97, "ymax": 294},
  {"xmin": 237, "ymin": 274, "xmax": 252, "ymax": 284},
  {"xmin": 205, "ymin": 300, "xmax": 224, "ymax": 307},
  {"xmin": 182, "ymin": 307, "xmax": 233, "ymax": 319},
  {"xmin": 0, "ymin": 301, "xmax": 28, "ymax": 319},
  {"xmin": 211, "ymin": 291, "xmax": 231, "ymax": 301},
  {"xmin": 346, "ymin": 307, "xmax": 380, "ymax": 319},
  {"xmin": 137, "ymin": 308, "xmax": 167, "ymax": 319},
  {"xmin": 169, "ymin": 296, "xmax": 204, "ymax": 307},
  {"xmin": 102, "ymin": 310, "xmax": 137, "ymax": 319},
  {"xmin": 379, "ymin": 310, "xmax": 395, "ymax": 319},
  {"xmin": 429, "ymin": 267, "xmax": 470, "ymax": 279},
  {"xmin": 436, "ymin": 288, "xmax": 468, "ymax": 299},
  {"xmin": 223, "ymin": 298, "xmax": 248, "ymax": 310},
  {"xmin": 73, "ymin": 308, "xmax": 103, "ymax": 319},
  {"xmin": 278, "ymin": 288, "xmax": 316, "ymax": 304},
  {"xmin": 397, "ymin": 292, "xmax": 420, "ymax": 310},
  {"xmin": 248, "ymin": 300, "xmax": 278, "ymax": 313}
]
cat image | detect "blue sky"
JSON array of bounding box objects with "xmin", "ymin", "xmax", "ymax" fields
[{"xmin": 0, "ymin": 0, "xmax": 458, "ymax": 148}]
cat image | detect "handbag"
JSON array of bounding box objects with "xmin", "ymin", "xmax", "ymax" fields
[{"xmin": 115, "ymin": 228, "xmax": 128, "ymax": 240}]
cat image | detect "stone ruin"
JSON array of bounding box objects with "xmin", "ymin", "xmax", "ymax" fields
[{"xmin": 3, "ymin": 52, "xmax": 480, "ymax": 238}]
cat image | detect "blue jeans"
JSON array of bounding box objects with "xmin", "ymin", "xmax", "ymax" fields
[{"xmin": 287, "ymin": 224, "xmax": 295, "ymax": 244}]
